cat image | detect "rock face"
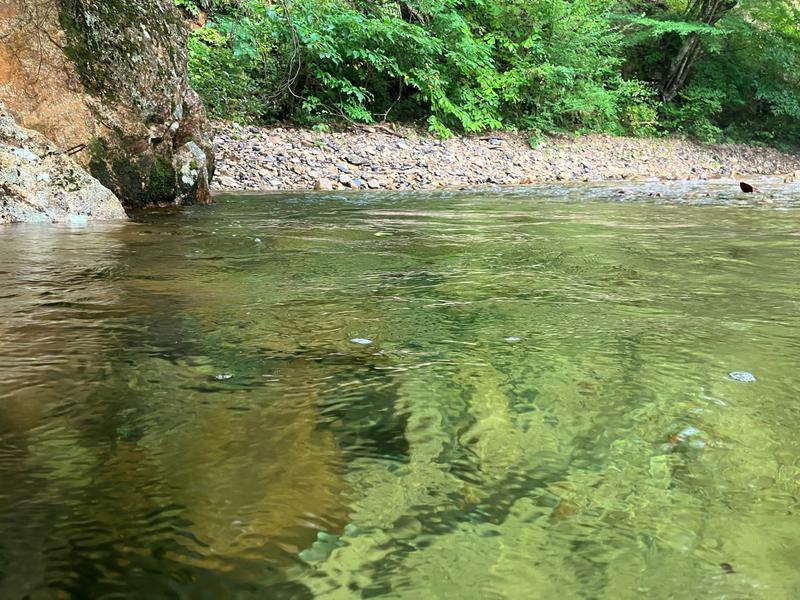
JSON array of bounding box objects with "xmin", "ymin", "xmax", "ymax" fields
[
  {"xmin": 0, "ymin": 0, "xmax": 214, "ymax": 210},
  {"xmin": 0, "ymin": 102, "xmax": 126, "ymax": 224}
]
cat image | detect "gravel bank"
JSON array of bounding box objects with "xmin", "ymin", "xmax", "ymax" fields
[{"xmin": 212, "ymin": 122, "xmax": 800, "ymax": 192}]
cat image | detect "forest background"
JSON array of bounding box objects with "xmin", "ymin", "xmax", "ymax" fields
[{"xmin": 174, "ymin": 0, "xmax": 800, "ymax": 148}]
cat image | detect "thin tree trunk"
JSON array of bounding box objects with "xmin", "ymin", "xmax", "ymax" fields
[
  {"xmin": 661, "ymin": 34, "xmax": 703, "ymax": 101},
  {"xmin": 660, "ymin": 0, "xmax": 737, "ymax": 101}
]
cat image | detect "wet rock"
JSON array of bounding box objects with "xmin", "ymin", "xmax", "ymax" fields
[
  {"xmin": 0, "ymin": 102, "xmax": 126, "ymax": 224},
  {"xmin": 0, "ymin": 0, "xmax": 214, "ymax": 208},
  {"xmin": 174, "ymin": 138, "xmax": 212, "ymax": 203},
  {"xmin": 729, "ymin": 371, "xmax": 757, "ymax": 383}
]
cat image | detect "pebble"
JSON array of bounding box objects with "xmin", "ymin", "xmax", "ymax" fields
[
  {"xmin": 218, "ymin": 175, "xmax": 237, "ymax": 188},
  {"xmin": 210, "ymin": 123, "xmax": 800, "ymax": 193},
  {"xmin": 720, "ymin": 563, "xmax": 735, "ymax": 574},
  {"xmin": 345, "ymin": 153, "xmax": 366, "ymax": 165},
  {"xmin": 314, "ymin": 177, "xmax": 334, "ymax": 191},
  {"xmin": 729, "ymin": 371, "xmax": 757, "ymax": 383}
]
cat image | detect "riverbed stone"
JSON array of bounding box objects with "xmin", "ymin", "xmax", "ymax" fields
[
  {"xmin": 314, "ymin": 178, "xmax": 334, "ymax": 191},
  {"xmin": 210, "ymin": 122, "xmax": 800, "ymax": 193},
  {"xmin": 218, "ymin": 175, "xmax": 237, "ymax": 188},
  {"xmin": 345, "ymin": 153, "xmax": 366, "ymax": 166}
]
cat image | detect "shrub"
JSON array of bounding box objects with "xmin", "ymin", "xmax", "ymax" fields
[{"xmin": 177, "ymin": 0, "xmax": 800, "ymax": 146}]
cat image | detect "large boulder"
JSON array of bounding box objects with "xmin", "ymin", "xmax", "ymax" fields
[
  {"xmin": 0, "ymin": 102, "xmax": 126, "ymax": 224},
  {"xmin": 0, "ymin": 0, "xmax": 214, "ymax": 210}
]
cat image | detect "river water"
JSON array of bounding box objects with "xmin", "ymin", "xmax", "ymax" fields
[{"xmin": 1, "ymin": 183, "xmax": 799, "ymax": 599}]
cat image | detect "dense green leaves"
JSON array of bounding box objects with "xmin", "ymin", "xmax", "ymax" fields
[{"xmin": 178, "ymin": 0, "xmax": 800, "ymax": 146}]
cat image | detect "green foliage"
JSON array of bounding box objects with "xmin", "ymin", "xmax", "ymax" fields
[
  {"xmin": 187, "ymin": 25, "xmax": 270, "ymax": 121},
  {"xmin": 616, "ymin": 79, "xmax": 661, "ymax": 137},
  {"xmin": 178, "ymin": 0, "xmax": 800, "ymax": 147},
  {"xmin": 664, "ymin": 83, "xmax": 724, "ymax": 142},
  {"xmin": 614, "ymin": 0, "xmax": 800, "ymax": 145},
  {"xmin": 617, "ymin": 14, "xmax": 730, "ymax": 42},
  {"xmin": 174, "ymin": 0, "xmax": 201, "ymax": 17}
]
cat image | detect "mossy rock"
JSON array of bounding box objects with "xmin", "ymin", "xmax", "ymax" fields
[{"xmin": 52, "ymin": 0, "xmax": 214, "ymax": 207}]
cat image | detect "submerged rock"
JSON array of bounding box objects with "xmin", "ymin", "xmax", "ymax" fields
[
  {"xmin": 0, "ymin": 103, "xmax": 126, "ymax": 224},
  {"xmin": 729, "ymin": 371, "xmax": 757, "ymax": 383},
  {"xmin": 0, "ymin": 0, "xmax": 214, "ymax": 211}
]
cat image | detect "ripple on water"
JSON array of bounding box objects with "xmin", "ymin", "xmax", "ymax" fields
[{"xmin": 1, "ymin": 187, "xmax": 800, "ymax": 597}]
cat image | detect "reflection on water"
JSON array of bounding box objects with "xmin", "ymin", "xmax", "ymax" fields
[{"xmin": 1, "ymin": 184, "xmax": 800, "ymax": 598}]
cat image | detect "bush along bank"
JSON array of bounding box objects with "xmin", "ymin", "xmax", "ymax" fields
[{"xmin": 181, "ymin": 0, "xmax": 800, "ymax": 149}]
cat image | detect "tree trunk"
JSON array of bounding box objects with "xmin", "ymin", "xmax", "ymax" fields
[
  {"xmin": 399, "ymin": 2, "xmax": 426, "ymax": 25},
  {"xmin": 660, "ymin": 0, "xmax": 737, "ymax": 101}
]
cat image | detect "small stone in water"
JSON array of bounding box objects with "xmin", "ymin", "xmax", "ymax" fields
[
  {"xmin": 720, "ymin": 563, "xmax": 735, "ymax": 574},
  {"xmin": 214, "ymin": 373, "xmax": 233, "ymax": 381},
  {"xmin": 729, "ymin": 371, "xmax": 757, "ymax": 383},
  {"xmin": 350, "ymin": 338, "xmax": 372, "ymax": 345}
]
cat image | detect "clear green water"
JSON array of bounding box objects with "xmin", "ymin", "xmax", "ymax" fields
[{"xmin": 1, "ymin": 185, "xmax": 800, "ymax": 599}]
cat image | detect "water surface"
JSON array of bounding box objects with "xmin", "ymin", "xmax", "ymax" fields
[{"xmin": 1, "ymin": 184, "xmax": 800, "ymax": 599}]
